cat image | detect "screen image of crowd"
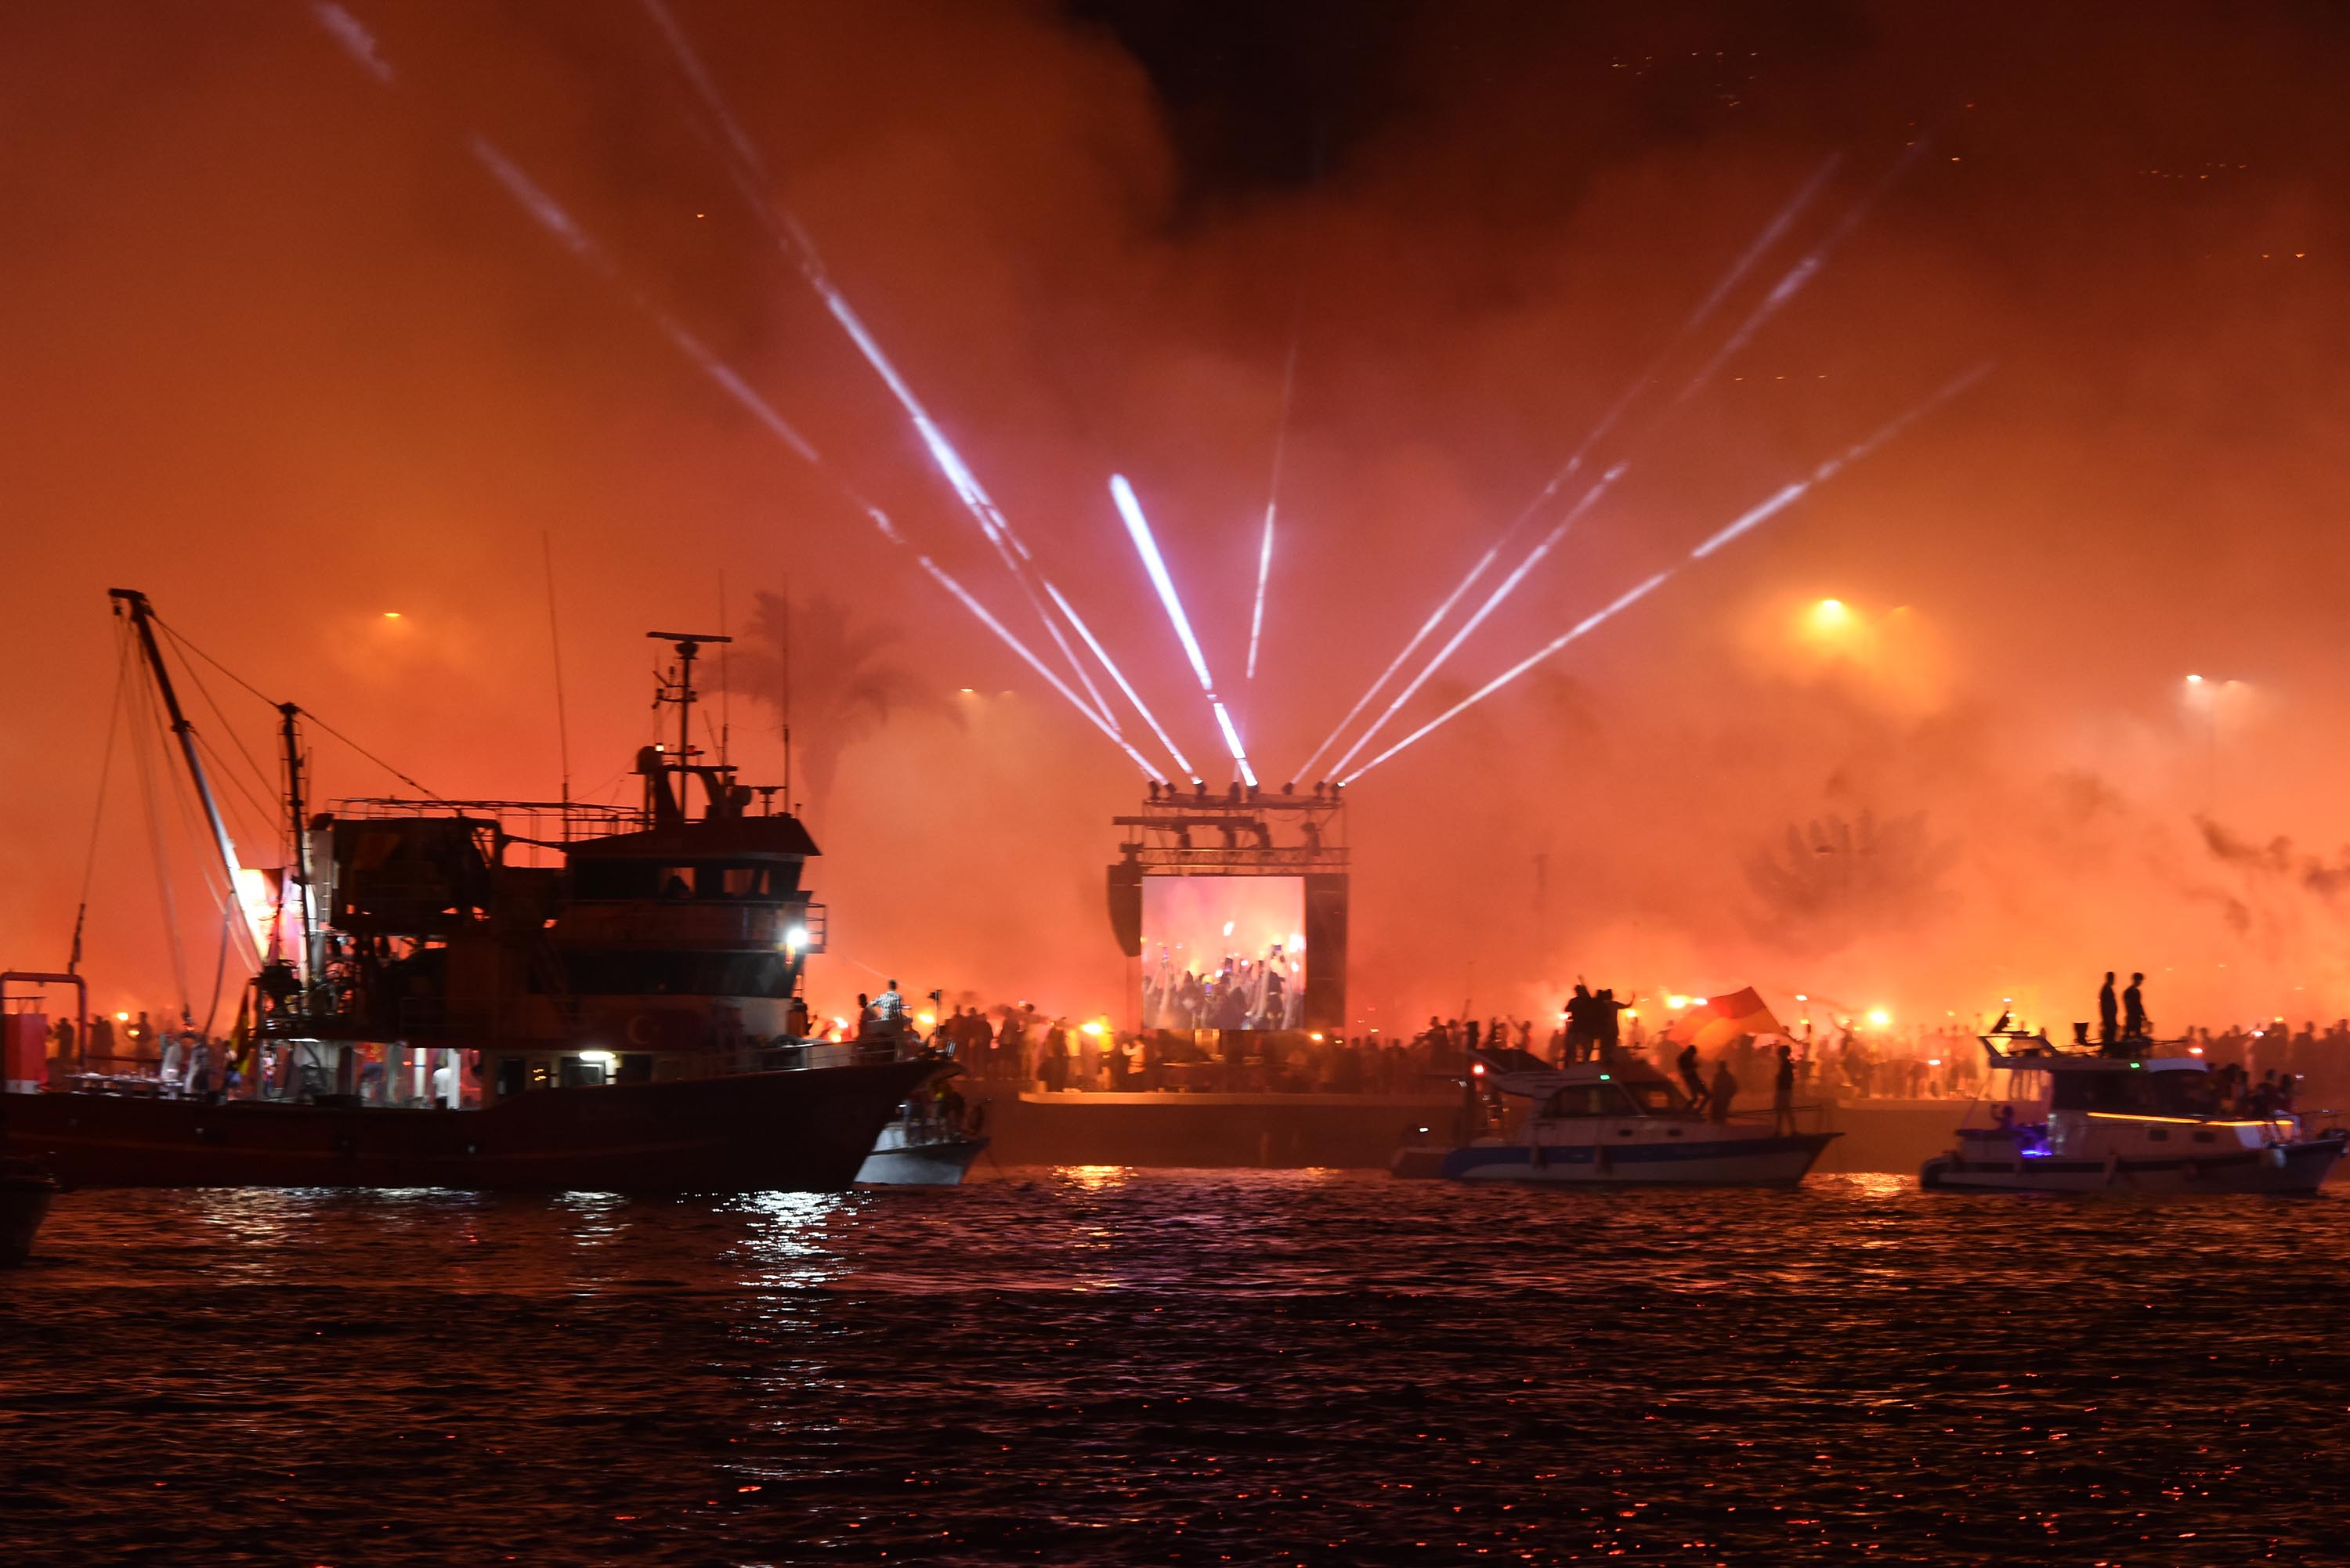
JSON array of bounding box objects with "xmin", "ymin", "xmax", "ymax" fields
[{"xmin": 1137, "ymin": 876, "xmax": 1306, "ymax": 1031}]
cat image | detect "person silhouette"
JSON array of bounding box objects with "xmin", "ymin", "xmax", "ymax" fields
[
  {"xmin": 2122, "ymin": 973, "xmax": 2148, "ymax": 1042},
  {"xmin": 2096, "ymin": 971, "xmax": 2117, "ymax": 1049}
]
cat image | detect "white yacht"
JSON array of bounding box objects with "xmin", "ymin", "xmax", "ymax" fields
[
  {"xmin": 1397, "ymin": 1053, "xmax": 1838, "ymax": 1187},
  {"xmin": 1920, "ymin": 1031, "xmax": 2346, "ymax": 1194}
]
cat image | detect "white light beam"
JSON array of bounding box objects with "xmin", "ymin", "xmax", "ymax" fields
[
  {"xmin": 1341, "ymin": 364, "xmax": 1991, "ymax": 785},
  {"xmin": 313, "ymin": 8, "xmax": 1152, "ymax": 777},
  {"xmin": 1340, "ymin": 573, "xmax": 1674, "ymax": 785},
  {"xmin": 1112, "ymin": 475, "xmax": 1256, "ymax": 786},
  {"xmin": 1326, "ymin": 464, "xmax": 1625, "ymax": 779},
  {"xmin": 1292, "ymin": 157, "xmax": 1838, "ymax": 783},
  {"xmin": 1044, "ymin": 581, "xmax": 1198, "ymax": 779},
  {"xmin": 639, "ymin": 0, "xmax": 1127, "ymax": 738}
]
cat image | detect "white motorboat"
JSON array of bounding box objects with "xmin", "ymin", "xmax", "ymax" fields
[
  {"xmin": 1920, "ymin": 1031, "xmax": 2346, "ymax": 1194},
  {"xmin": 1397, "ymin": 1051, "xmax": 1838, "ymax": 1187},
  {"xmin": 855, "ymin": 1111, "xmax": 989, "ymax": 1185},
  {"xmin": 855, "ymin": 1068, "xmax": 989, "ymax": 1185}
]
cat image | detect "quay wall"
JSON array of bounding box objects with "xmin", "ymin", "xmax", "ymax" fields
[{"xmin": 965, "ymin": 1089, "xmax": 1970, "ymax": 1175}]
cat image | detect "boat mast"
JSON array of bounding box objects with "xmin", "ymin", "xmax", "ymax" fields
[
  {"xmin": 278, "ymin": 702, "xmax": 322, "ymax": 1010},
  {"xmin": 108, "ymin": 589, "xmax": 262, "ymax": 970},
  {"xmin": 647, "ymin": 630, "xmax": 732, "ymax": 805}
]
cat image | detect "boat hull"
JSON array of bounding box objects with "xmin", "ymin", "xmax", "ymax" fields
[
  {"xmin": 856, "ymin": 1136, "xmax": 989, "ymax": 1186},
  {"xmin": 2, "ymin": 1060, "xmax": 935, "ymax": 1193},
  {"xmin": 1436, "ymin": 1131, "xmax": 1838, "ymax": 1188},
  {"xmin": 1, "ymin": 1167, "xmax": 57, "ymax": 1265},
  {"xmin": 1921, "ymin": 1133, "xmax": 2346, "ymax": 1194}
]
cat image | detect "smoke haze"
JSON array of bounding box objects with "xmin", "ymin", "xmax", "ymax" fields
[{"xmin": 5, "ymin": 2, "xmax": 2347, "ymax": 1036}]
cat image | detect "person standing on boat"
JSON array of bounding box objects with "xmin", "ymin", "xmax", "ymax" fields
[
  {"xmin": 1563, "ymin": 985, "xmax": 1593, "ymax": 1062},
  {"xmin": 2097, "ymin": 972, "xmax": 2119, "ymax": 1050},
  {"xmin": 873, "ymin": 981, "xmax": 906, "ymax": 1024},
  {"xmin": 1593, "ymin": 989, "xmax": 1627, "ymax": 1060},
  {"xmin": 1676, "ymin": 1041, "xmax": 1708, "ymax": 1111},
  {"xmin": 185, "ymin": 1035, "xmax": 212, "ymax": 1098},
  {"xmin": 1772, "ymin": 1045, "xmax": 1798, "ymax": 1133},
  {"xmin": 1708, "ymin": 1058, "xmax": 1739, "ymax": 1123},
  {"xmin": 2120, "ymin": 973, "xmax": 2149, "ymax": 1042}
]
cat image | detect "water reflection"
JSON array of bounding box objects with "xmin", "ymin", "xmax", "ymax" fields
[
  {"xmin": 12, "ymin": 1176, "xmax": 2348, "ymax": 1565},
  {"xmin": 725, "ymin": 1190, "xmax": 852, "ymax": 1288}
]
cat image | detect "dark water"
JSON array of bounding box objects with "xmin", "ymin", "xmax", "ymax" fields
[{"xmin": 3, "ymin": 1171, "xmax": 2344, "ymax": 1565}]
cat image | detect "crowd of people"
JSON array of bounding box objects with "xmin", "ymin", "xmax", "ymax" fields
[
  {"xmin": 51, "ymin": 981, "xmax": 2350, "ymax": 1115},
  {"xmin": 908, "ymin": 985, "xmax": 2350, "ymax": 1114}
]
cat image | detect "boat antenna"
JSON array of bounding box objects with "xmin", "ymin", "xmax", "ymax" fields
[
  {"xmin": 646, "ymin": 629, "xmax": 732, "ymax": 768},
  {"xmin": 541, "ymin": 531, "xmax": 573, "ymax": 803},
  {"xmin": 69, "ymin": 623, "xmax": 136, "ymax": 974},
  {"xmin": 718, "ymin": 570, "xmax": 732, "ymax": 771},
  {"xmin": 781, "ymin": 587, "xmax": 794, "ymax": 814}
]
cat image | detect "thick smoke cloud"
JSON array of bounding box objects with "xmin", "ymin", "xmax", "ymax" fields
[{"xmin": 3, "ymin": 2, "xmax": 2347, "ymax": 1035}]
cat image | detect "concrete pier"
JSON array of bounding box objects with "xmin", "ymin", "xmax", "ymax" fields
[{"xmin": 965, "ymin": 1089, "xmax": 1976, "ymax": 1175}]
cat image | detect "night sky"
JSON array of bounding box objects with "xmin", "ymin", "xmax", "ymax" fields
[{"xmin": 5, "ymin": 2, "xmax": 2347, "ymax": 1032}]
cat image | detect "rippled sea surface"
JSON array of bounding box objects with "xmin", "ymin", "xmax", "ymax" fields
[{"xmin": 4, "ymin": 1171, "xmax": 2346, "ymax": 1565}]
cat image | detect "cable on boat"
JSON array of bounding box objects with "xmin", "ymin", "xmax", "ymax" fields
[
  {"xmin": 129, "ymin": 652, "xmax": 193, "ymax": 1021},
  {"xmin": 69, "ymin": 623, "xmax": 138, "ymax": 970}
]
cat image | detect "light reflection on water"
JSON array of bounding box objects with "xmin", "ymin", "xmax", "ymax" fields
[{"xmin": 6, "ymin": 1169, "xmax": 2346, "ymax": 1565}]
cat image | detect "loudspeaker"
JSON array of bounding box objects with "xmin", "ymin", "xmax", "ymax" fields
[
  {"xmin": 1302, "ymin": 873, "xmax": 1350, "ymax": 1030},
  {"xmin": 1105, "ymin": 859, "xmax": 1143, "ymax": 956}
]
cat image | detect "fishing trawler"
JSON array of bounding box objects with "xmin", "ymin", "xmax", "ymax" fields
[
  {"xmin": 1395, "ymin": 1048, "xmax": 1838, "ymax": 1187},
  {"xmin": 2, "ymin": 591, "xmax": 937, "ymax": 1192},
  {"xmin": 1919, "ymin": 1029, "xmax": 2347, "ymax": 1194}
]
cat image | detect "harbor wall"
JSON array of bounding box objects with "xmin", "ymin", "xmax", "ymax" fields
[{"xmin": 966, "ymin": 1089, "xmax": 1969, "ymax": 1174}]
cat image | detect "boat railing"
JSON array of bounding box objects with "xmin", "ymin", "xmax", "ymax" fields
[
  {"xmin": 330, "ymin": 795, "xmax": 645, "ymax": 843},
  {"xmin": 1716, "ymin": 1102, "xmax": 1835, "ymax": 1135},
  {"xmin": 761, "ymin": 1038, "xmax": 929, "ymax": 1072}
]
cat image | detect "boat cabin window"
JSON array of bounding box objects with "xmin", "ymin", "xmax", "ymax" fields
[
  {"xmin": 573, "ymin": 860, "xmax": 796, "ymax": 901},
  {"xmin": 1543, "ymin": 1083, "xmax": 1636, "ymax": 1118},
  {"xmin": 617, "ymin": 1053, "xmax": 654, "ymax": 1085},
  {"xmin": 560, "ymin": 1057, "xmax": 606, "ymax": 1088},
  {"xmin": 2050, "ymin": 1068, "xmax": 2214, "ymax": 1118},
  {"xmin": 660, "ymin": 863, "xmax": 785, "ymax": 900},
  {"xmin": 561, "ymin": 949, "xmax": 793, "ymax": 998},
  {"xmin": 495, "ymin": 1056, "xmax": 526, "ymax": 1099},
  {"xmin": 1618, "ymin": 1081, "xmax": 1689, "ymax": 1115}
]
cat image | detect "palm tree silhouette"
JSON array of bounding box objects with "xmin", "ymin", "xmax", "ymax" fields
[
  {"xmin": 725, "ymin": 588, "xmax": 956, "ymax": 825},
  {"xmin": 1744, "ymin": 809, "xmax": 1955, "ymax": 952}
]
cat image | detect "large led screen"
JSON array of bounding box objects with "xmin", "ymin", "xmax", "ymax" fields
[{"xmin": 1140, "ymin": 876, "xmax": 1306, "ymax": 1031}]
